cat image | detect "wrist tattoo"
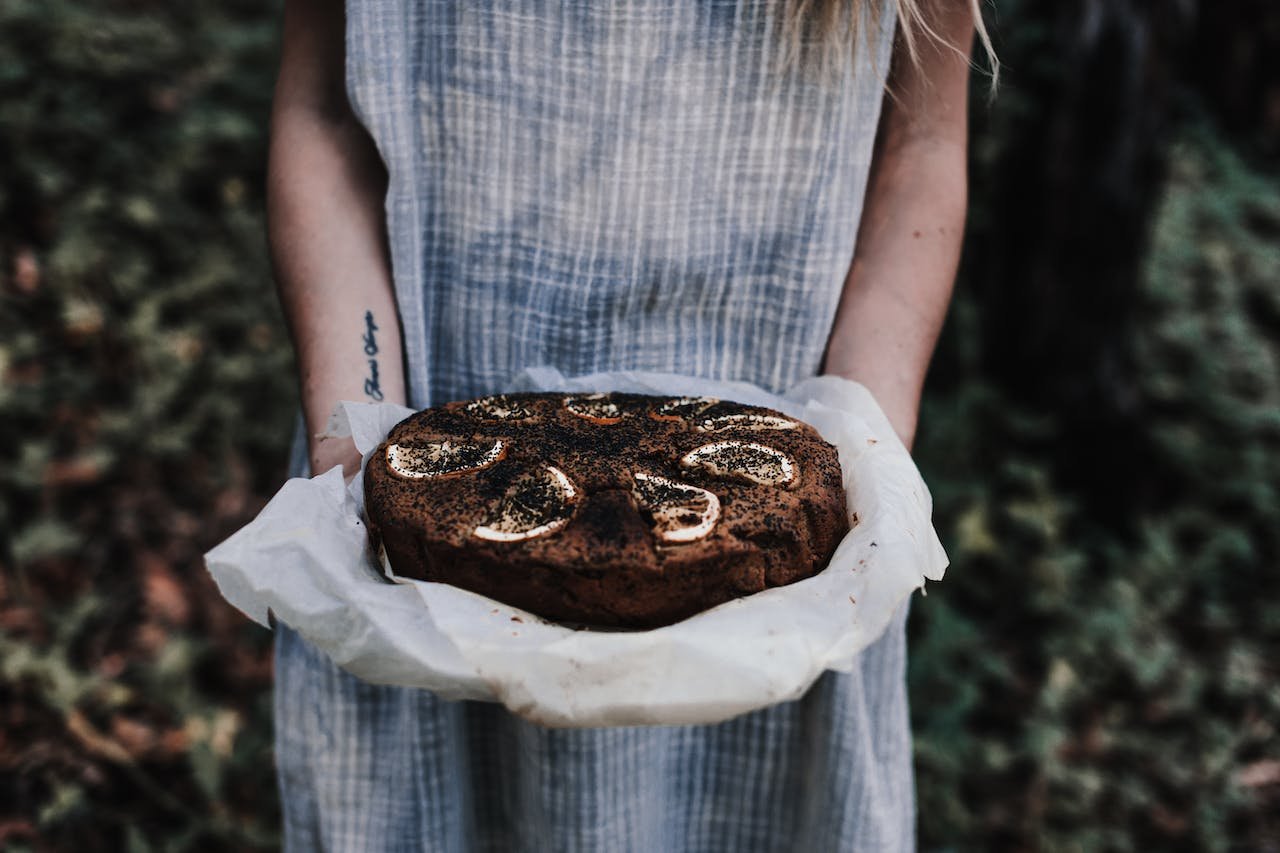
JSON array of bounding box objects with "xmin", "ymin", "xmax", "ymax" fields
[{"xmin": 362, "ymin": 310, "xmax": 384, "ymax": 402}]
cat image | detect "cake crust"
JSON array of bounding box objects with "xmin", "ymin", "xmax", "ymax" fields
[{"xmin": 363, "ymin": 392, "xmax": 849, "ymax": 628}]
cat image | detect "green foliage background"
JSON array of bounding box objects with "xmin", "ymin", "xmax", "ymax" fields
[
  {"xmin": 1, "ymin": 1, "xmax": 1276, "ymax": 850},
  {"xmin": 911, "ymin": 134, "xmax": 1280, "ymax": 849},
  {"xmin": 2, "ymin": 1, "xmax": 291, "ymax": 849}
]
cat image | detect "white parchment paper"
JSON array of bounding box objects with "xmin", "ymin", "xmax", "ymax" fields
[{"xmin": 205, "ymin": 368, "xmax": 947, "ymax": 727}]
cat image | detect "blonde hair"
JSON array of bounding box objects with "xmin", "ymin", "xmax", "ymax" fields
[{"xmin": 782, "ymin": 0, "xmax": 999, "ymax": 88}]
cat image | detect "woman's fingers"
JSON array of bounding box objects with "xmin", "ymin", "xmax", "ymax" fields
[{"xmin": 310, "ymin": 433, "xmax": 362, "ymax": 481}]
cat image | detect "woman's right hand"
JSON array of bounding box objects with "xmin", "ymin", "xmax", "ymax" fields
[{"xmin": 309, "ymin": 432, "xmax": 362, "ymax": 481}]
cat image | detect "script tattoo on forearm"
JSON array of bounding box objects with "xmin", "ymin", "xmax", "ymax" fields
[{"xmin": 362, "ymin": 310, "xmax": 384, "ymax": 402}]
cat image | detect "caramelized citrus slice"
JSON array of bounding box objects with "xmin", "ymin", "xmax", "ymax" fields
[
  {"xmin": 386, "ymin": 440, "xmax": 506, "ymax": 480},
  {"xmin": 474, "ymin": 466, "xmax": 579, "ymax": 542},
  {"xmin": 631, "ymin": 472, "xmax": 721, "ymax": 544},
  {"xmin": 465, "ymin": 394, "xmax": 531, "ymax": 421},
  {"xmin": 649, "ymin": 395, "xmax": 720, "ymax": 422},
  {"xmin": 680, "ymin": 440, "xmax": 796, "ymax": 488},
  {"xmin": 696, "ymin": 413, "xmax": 799, "ymax": 432},
  {"xmin": 563, "ymin": 393, "xmax": 625, "ymax": 424}
]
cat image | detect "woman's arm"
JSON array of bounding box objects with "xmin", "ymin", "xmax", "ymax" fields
[
  {"xmin": 821, "ymin": 1, "xmax": 977, "ymax": 449},
  {"xmin": 268, "ymin": 0, "xmax": 406, "ymax": 477}
]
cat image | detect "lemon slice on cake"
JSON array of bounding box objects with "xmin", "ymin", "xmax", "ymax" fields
[
  {"xmin": 696, "ymin": 413, "xmax": 798, "ymax": 432},
  {"xmin": 649, "ymin": 396, "xmax": 720, "ymax": 422},
  {"xmin": 474, "ymin": 466, "xmax": 579, "ymax": 542},
  {"xmin": 631, "ymin": 472, "xmax": 721, "ymax": 544},
  {"xmin": 386, "ymin": 440, "xmax": 506, "ymax": 479},
  {"xmin": 563, "ymin": 393, "xmax": 626, "ymax": 424},
  {"xmin": 464, "ymin": 394, "xmax": 532, "ymax": 420},
  {"xmin": 681, "ymin": 440, "xmax": 796, "ymax": 488}
]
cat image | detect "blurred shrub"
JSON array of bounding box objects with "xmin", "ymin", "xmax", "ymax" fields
[
  {"xmin": 1, "ymin": 0, "xmax": 291, "ymax": 849},
  {"xmin": 912, "ymin": 129, "xmax": 1280, "ymax": 850}
]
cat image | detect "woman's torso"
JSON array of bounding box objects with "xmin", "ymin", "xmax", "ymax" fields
[{"xmin": 342, "ymin": 0, "xmax": 896, "ymax": 404}]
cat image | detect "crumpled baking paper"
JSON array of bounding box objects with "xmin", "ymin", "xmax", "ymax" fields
[{"xmin": 205, "ymin": 367, "xmax": 947, "ymax": 727}]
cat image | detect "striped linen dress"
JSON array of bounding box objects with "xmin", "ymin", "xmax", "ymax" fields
[{"xmin": 276, "ymin": 1, "xmax": 915, "ymax": 849}]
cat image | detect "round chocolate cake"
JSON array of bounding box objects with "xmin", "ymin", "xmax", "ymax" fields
[{"xmin": 362, "ymin": 392, "xmax": 850, "ymax": 628}]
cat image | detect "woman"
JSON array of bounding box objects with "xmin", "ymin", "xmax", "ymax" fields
[{"xmin": 267, "ymin": 0, "xmax": 991, "ymax": 848}]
